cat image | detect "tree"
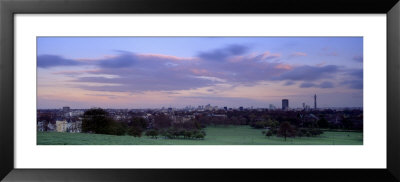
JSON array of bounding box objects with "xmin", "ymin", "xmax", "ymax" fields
[
  {"xmin": 81, "ymin": 108, "xmax": 115, "ymax": 134},
  {"xmin": 145, "ymin": 129, "xmax": 159, "ymax": 138},
  {"xmin": 153, "ymin": 114, "xmax": 172, "ymax": 129},
  {"xmin": 184, "ymin": 130, "xmax": 192, "ymax": 139},
  {"xmin": 130, "ymin": 117, "xmax": 148, "ymax": 129},
  {"xmin": 194, "ymin": 133, "xmax": 205, "ymax": 139},
  {"xmin": 266, "ymin": 119, "xmax": 279, "ymax": 129},
  {"xmin": 194, "ymin": 120, "xmax": 202, "ymax": 130},
  {"xmin": 128, "ymin": 117, "xmax": 148, "ymax": 137},
  {"xmin": 128, "ymin": 127, "xmax": 143, "ymax": 137},
  {"xmin": 108, "ymin": 122, "xmax": 127, "ymax": 136},
  {"xmin": 38, "ymin": 114, "xmax": 52, "ymax": 131},
  {"xmin": 278, "ymin": 121, "xmax": 296, "ymax": 141},
  {"xmin": 317, "ymin": 117, "xmax": 329, "ymax": 128},
  {"xmin": 266, "ymin": 130, "xmax": 273, "ymax": 138},
  {"xmin": 341, "ymin": 117, "xmax": 354, "ymax": 129}
]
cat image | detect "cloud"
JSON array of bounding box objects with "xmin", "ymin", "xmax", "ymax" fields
[
  {"xmin": 85, "ymin": 93, "xmax": 120, "ymax": 99},
  {"xmin": 70, "ymin": 50, "xmax": 285, "ymax": 92},
  {"xmin": 325, "ymin": 52, "xmax": 338, "ymax": 56},
  {"xmin": 73, "ymin": 55, "xmax": 214, "ymax": 92},
  {"xmin": 69, "ymin": 53, "xmax": 343, "ymax": 93},
  {"xmin": 40, "ymin": 45, "xmax": 361, "ymax": 94},
  {"xmin": 138, "ymin": 53, "xmax": 195, "ymax": 61},
  {"xmin": 273, "ymin": 65, "xmax": 340, "ymax": 81},
  {"xmin": 255, "ymin": 51, "xmax": 281, "ymax": 61},
  {"xmin": 341, "ymin": 80, "xmax": 363, "ymax": 89},
  {"xmin": 284, "ymin": 81, "xmax": 295, "ymax": 86},
  {"xmin": 76, "ymin": 75, "xmax": 214, "ymax": 92},
  {"xmin": 275, "ymin": 64, "xmax": 293, "ymax": 70},
  {"xmin": 319, "ymin": 81, "xmax": 334, "ymax": 88},
  {"xmin": 197, "ymin": 44, "xmax": 249, "ymax": 61},
  {"xmin": 299, "ymin": 81, "xmax": 334, "ymax": 89},
  {"xmin": 348, "ymin": 69, "xmax": 363, "ymax": 79},
  {"xmin": 38, "ymin": 55, "xmax": 82, "ymax": 68},
  {"xmin": 290, "ymin": 52, "xmax": 307, "ymax": 58},
  {"xmin": 353, "ymin": 55, "xmax": 363, "ymax": 62},
  {"xmin": 340, "ymin": 69, "xmax": 363, "ymax": 89},
  {"xmin": 97, "ymin": 54, "xmax": 137, "ymax": 68},
  {"xmin": 300, "ymin": 82, "xmax": 316, "ymax": 88}
]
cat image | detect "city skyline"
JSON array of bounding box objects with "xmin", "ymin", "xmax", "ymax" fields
[{"xmin": 37, "ymin": 37, "xmax": 363, "ymax": 109}]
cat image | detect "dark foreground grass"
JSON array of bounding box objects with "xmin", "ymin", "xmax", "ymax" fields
[{"xmin": 37, "ymin": 125, "xmax": 363, "ymax": 145}]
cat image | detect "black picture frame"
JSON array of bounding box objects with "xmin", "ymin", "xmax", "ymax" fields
[{"xmin": 1, "ymin": 0, "xmax": 399, "ymax": 181}]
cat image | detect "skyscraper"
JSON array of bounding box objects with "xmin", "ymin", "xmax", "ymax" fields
[
  {"xmin": 62, "ymin": 106, "xmax": 70, "ymax": 113},
  {"xmin": 282, "ymin": 99, "xmax": 289, "ymax": 111},
  {"xmin": 314, "ymin": 94, "xmax": 317, "ymax": 110}
]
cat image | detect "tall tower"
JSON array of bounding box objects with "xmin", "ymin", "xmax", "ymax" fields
[
  {"xmin": 282, "ymin": 99, "xmax": 289, "ymax": 111},
  {"xmin": 314, "ymin": 94, "xmax": 317, "ymax": 110}
]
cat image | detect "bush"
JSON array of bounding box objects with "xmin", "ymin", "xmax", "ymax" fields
[
  {"xmin": 184, "ymin": 131, "xmax": 192, "ymax": 139},
  {"xmin": 194, "ymin": 133, "xmax": 205, "ymax": 139},
  {"xmin": 145, "ymin": 129, "xmax": 159, "ymax": 138},
  {"xmin": 108, "ymin": 122, "xmax": 127, "ymax": 136},
  {"xmin": 128, "ymin": 127, "xmax": 143, "ymax": 137},
  {"xmin": 252, "ymin": 121, "xmax": 267, "ymax": 129},
  {"xmin": 266, "ymin": 130, "xmax": 273, "ymax": 138},
  {"xmin": 296, "ymin": 128, "xmax": 323, "ymax": 137},
  {"xmin": 82, "ymin": 108, "xmax": 124, "ymax": 135},
  {"xmin": 158, "ymin": 127, "xmax": 206, "ymax": 140}
]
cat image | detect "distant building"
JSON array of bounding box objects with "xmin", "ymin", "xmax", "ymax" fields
[
  {"xmin": 269, "ymin": 104, "xmax": 276, "ymax": 110},
  {"xmin": 239, "ymin": 106, "xmax": 244, "ymax": 111},
  {"xmin": 37, "ymin": 121, "xmax": 45, "ymax": 132},
  {"xmin": 56, "ymin": 120, "xmax": 68, "ymax": 132},
  {"xmin": 47, "ymin": 123, "xmax": 56, "ymax": 131},
  {"xmin": 223, "ymin": 106, "xmax": 228, "ymax": 111},
  {"xmin": 282, "ymin": 99, "xmax": 289, "ymax": 111},
  {"xmin": 212, "ymin": 114, "xmax": 227, "ymax": 119},
  {"xmin": 66, "ymin": 120, "xmax": 82, "ymax": 133},
  {"xmin": 63, "ymin": 106, "xmax": 70, "ymax": 113}
]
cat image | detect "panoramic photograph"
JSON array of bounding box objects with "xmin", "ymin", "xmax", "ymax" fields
[{"xmin": 36, "ymin": 37, "xmax": 363, "ymax": 145}]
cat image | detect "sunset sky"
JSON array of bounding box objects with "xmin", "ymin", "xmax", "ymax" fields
[{"xmin": 37, "ymin": 37, "xmax": 363, "ymax": 109}]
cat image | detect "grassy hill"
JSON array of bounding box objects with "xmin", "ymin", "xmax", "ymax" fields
[{"xmin": 37, "ymin": 125, "xmax": 363, "ymax": 145}]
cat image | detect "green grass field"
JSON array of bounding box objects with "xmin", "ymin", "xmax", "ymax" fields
[{"xmin": 37, "ymin": 125, "xmax": 363, "ymax": 145}]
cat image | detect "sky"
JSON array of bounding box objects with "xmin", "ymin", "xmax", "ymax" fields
[{"xmin": 37, "ymin": 37, "xmax": 363, "ymax": 109}]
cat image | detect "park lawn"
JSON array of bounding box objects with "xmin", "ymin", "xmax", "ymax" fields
[{"xmin": 37, "ymin": 125, "xmax": 363, "ymax": 145}]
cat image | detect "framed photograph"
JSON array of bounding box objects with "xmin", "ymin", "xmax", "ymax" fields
[{"xmin": 1, "ymin": 0, "xmax": 399, "ymax": 181}]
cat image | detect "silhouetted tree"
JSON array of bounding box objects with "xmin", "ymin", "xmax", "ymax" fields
[
  {"xmin": 278, "ymin": 121, "xmax": 296, "ymax": 141},
  {"xmin": 128, "ymin": 116, "xmax": 148, "ymax": 137},
  {"xmin": 145, "ymin": 129, "xmax": 159, "ymax": 138},
  {"xmin": 317, "ymin": 117, "xmax": 329, "ymax": 128},
  {"xmin": 266, "ymin": 130, "xmax": 273, "ymax": 138},
  {"xmin": 82, "ymin": 108, "xmax": 115, "ymax": 134},
  {"xmin": 153, "ymin": 114, "xmax": 172, "ymax": 129}
]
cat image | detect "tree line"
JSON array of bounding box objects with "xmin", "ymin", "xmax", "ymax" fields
[{"xmin": 81, "ymin": 108, "xmax": 205, "ymax": 139}]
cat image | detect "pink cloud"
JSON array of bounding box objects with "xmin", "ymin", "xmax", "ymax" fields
[
  {"xmin": 326, "ymin": 52, "xmax": 338, "ymax": 56},
  {"xmin": 76, "ymin": 55, "xmax": 119, "ymax": 62},
  {"xmin": 259, "ymin": 51, "xmax": 281, "ymax": 60},
  {"xmin": 137, "ymin": 53, "xmax": 196, "ymax": 62},
  {"xmin": 290, "ymin": 52, "xmax": 307, "ymax": 57},
  {"xmin": 316, "ymin": 62, "xmax": 326, "ymax": 67},
  {"xmin": 190, "ymin": 69, "xmax": 211, "ymax": 76},
  {"xmin": 275, "ymin": 64, "xmax": 293, "ymax": 70},
  {"xmin": 52, "ymin": 70, "xmax": 101, "ymax": 75}
]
